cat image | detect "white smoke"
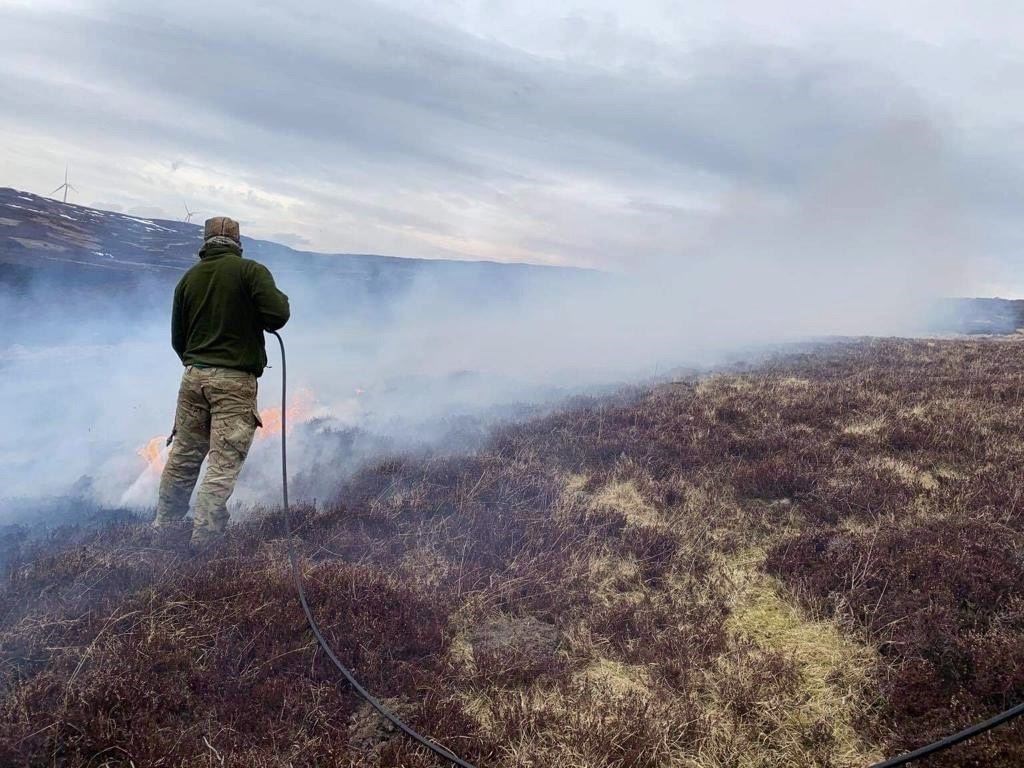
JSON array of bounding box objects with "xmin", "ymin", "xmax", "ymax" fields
[{"xmin": 0, "ymin": 119, "xmax": 967, "ymax": 520}]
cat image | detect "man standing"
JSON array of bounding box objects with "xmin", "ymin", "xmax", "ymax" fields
[{"xmin": 153, "ymin": 216, "xmax": 290, "ymax": 546}]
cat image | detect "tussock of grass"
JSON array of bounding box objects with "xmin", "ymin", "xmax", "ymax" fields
[
  {"xmin": 872, "ymin": 456, "xmax": 940, "ymax": 491},
  {"xmin": 575, "ymin": 658, "xmax": 652, "ymax": 698},
  {"xmin": 842, "ymin": 416, "xmax": 887, "ymax": 436},
  {"xmin": 585, "ymin": 551, "xmax": 645, "ymax": 607},
  {"xmin": 775, "ymin": 376, "xmax": 812, "ymax": 390},
  {"xmin": 591, "ymin": 480, "xmax": 664, "ymax": 528}
]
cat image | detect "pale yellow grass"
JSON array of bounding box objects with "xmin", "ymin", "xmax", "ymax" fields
[
  {"xmin": 591, "ymin": 479, "xmax": 664, "ymax": 528},
  {"xmin": 843, "ymin": 416, "xmax": 887, "ymax": 436},
  {"xmin": 694, "ymin": 548, "xmax": 884, "ymax": 767},
  {"xmin": 575, "ymin": 658, "xmax": 652, "ymax": 698},
  {"xmin": 872, "ymin": 457, "xmax": 939, "ymax": 491}
]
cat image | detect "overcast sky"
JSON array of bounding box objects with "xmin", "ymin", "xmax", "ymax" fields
[{"xmin": 0, "ymin": 0, "xmax": 1021, "ymax": 292}]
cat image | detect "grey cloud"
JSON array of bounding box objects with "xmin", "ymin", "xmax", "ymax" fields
[
  {"xmin": 0, "ymin": 0, "xmax": 1019, "ymax": 277},
  {"xmin": 3, "ymin": 1, "xmax": 923, "ymax": 187}
]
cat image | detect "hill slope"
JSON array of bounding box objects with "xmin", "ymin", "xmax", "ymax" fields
[
  {"xmin": 2, "ymin": 338, "xmax": 1022, "ymax": 767},
  {"xmin": 0, "ymin": 187, "xmax": 586, "ymax": 303}
]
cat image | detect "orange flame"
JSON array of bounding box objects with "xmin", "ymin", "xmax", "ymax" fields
[
  {"xmin": 138, "ymin": 435, "xmax": 168, "ymax": 472},
  {"xmin": 256, "ymin": 388, "xmax": 315, "ymax": 441},
  {"xmin": 137, "ymin": 389, "xmax": 317, "ymax": 469}
]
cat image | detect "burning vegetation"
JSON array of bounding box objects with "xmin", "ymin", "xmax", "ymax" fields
[
  {"xmin": 134, "ymin": 389, "xmax": 318, "ymax": 474},
  {"xmin": 2, "ymin": 338, "xmax": 1023, "ymax": 766}
]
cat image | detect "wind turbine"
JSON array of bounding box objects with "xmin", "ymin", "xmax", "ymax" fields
[
  {"xmin": 183, "ymin": 202, "xmax": 201, "ymax": 223},
  {"xmin": 50, "ymin": 165, "xmax": 76, "ymax": 204}
]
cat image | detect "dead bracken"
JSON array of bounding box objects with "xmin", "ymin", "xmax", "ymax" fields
[{"xmin": 1, "ymin": 337, "xmax": 1023, "ymax": 766}]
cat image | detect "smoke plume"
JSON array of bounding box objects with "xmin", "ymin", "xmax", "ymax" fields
[{"xmin": 0, "ymin": 119, "xmax": 966, "ymax": 521}]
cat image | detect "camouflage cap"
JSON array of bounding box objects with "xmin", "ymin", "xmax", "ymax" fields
[{"xmin": 204, "ymin": 216, "xmax": 241, "ymax": 243}]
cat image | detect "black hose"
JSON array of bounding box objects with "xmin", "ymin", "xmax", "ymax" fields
[
  {"xmin": 870, "ymin": 701, "xmax": 1024, "ymax": 767},
  {"xmin": 269, "ymin": 331, "xmax": 477, "ymax": 768}
]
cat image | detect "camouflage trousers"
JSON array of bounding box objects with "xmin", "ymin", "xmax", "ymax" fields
[{"xmin": 154, "ymin": 366, "xmax": 262, "ymax": 543}]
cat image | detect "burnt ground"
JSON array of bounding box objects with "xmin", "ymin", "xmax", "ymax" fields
[{"xmin": 2, "ymin": 337, "xmax": 1023, "ymax": 767}]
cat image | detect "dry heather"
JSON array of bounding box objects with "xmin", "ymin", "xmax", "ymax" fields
[{"xmin": 2, "ymin": 338, "xmax": 1023, "ymax": 767}]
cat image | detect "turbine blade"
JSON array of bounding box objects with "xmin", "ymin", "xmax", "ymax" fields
[{"xmin": 50, "ymin": 184, "xmax": 64, "ymax": 195}]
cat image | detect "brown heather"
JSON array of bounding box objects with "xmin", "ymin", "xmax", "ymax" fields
[{"xmin": 2, "ymin": 338, "xmax": 1023, "ymax": 766}]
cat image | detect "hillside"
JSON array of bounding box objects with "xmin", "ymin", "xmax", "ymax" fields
[
  {"xmin": 0, "ymin": 187, "xmax": 586, "ymax": 306},
  {"xmin": 2, "ymin": 338, "xmax": 1022, "ymax": 767},
  {"xmin": 934, "ymin": 297, "xmax": 1024, "ymax": 335}
]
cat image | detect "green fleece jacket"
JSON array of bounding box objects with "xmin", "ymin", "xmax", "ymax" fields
[{"xmin": 171, "ymin": 239, "xmax": 290, "ymax": 376}]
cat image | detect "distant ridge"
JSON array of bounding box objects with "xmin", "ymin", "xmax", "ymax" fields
[
  {"xmin": 0, "ymin": 187, "xmax": 587, "ymax": 300},
  {"xmin": 934, "ymin": 297, "xmax": 1024, "ymax": 335}
]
